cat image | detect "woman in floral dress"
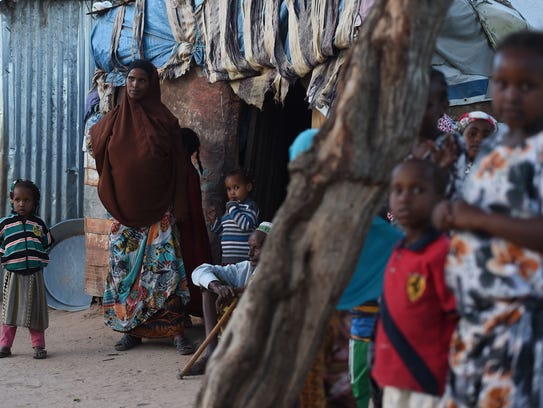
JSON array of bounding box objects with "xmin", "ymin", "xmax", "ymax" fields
[{"xmin": 90, "ymin": 60, "xmax": 210, "ymax": 353}]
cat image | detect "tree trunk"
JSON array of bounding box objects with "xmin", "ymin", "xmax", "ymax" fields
[{"xmin": 196, "ymin": 0, "xmax": 452, "ymax": 406}]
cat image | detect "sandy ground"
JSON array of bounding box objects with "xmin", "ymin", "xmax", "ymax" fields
[{"xmin": 0, "ymin": 303, "xmax": 204, "ymax": 408}]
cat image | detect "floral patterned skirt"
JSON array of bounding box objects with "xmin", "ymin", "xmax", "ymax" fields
[
  {"xmin": 441, "ymin": 299, "xmax": 543, "ymax": 407},
  {"xmin": 103, "ymin": 213, "xmax": 190, "ymax": 337}
]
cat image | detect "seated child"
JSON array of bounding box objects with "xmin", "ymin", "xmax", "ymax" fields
[
  {"xmin": 186, "ymin": 221, "xmax": 272, "ymax": 375},
  {"xmin": 209, "ymin": 168, "xmax": 259, "ymax": 264},
  {"xmin": 371, "ymin": 159, "xmax": 458, "ymax": 407}
]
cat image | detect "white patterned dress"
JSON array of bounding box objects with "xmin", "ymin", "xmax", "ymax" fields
[{"xmin": 442, "ymin": 131, "xmax": 543, "ymax": 407}]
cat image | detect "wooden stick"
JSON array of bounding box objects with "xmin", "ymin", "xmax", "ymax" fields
[{"xmin": 177, "ymin": 297, "xmax": 239, "ymax": 379}]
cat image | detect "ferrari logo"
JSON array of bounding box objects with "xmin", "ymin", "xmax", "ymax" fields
[{"xmin": 407, "ymin": 273, "xmax": 426, "ymax": 302}]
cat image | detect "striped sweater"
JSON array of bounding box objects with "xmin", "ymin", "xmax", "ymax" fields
[
  {"xmin": 0, "ymin": 214, "xmax": 53, "ymax": 275},
  {"xmin": 211, "ymin": 199, "xmax": 259, "ymax": 263}
]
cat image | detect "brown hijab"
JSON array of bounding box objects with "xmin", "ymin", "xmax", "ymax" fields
[{"xmin": 90, "ymin": 60, "xmax": 188, "ymax": 227}]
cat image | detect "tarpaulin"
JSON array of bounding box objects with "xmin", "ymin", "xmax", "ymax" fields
[{"xmin": 91, "ymin": 3, "xmax": 177, "ymax": 72}]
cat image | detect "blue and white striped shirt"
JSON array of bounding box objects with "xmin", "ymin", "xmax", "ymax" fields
[{"xmin": 211, "ymin": 199, "xmax": 259, "ymax": 263}]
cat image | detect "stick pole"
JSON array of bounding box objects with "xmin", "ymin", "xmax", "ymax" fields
[{"xmin": 177, "ymin": 297, "xmax": 238, "ymax": 379}]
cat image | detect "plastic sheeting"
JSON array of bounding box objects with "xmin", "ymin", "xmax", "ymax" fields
[
  {"xmin": 89, "ymin": 0, "xmax": 542, "ymax": 109},
  {"xmin": 510, "ymin": 0, "xmax": 543, "ymax": 30},
  {"xmin": 90, "ymin": 0, "xmax": 357, "ymax": 109},
  {"xmin": 91, "ymin": 3, "xmax": 178, "ymax": 72},
  {"xmin": 432, "ymin": 0, "xmax": 530, "ymax": 106}
]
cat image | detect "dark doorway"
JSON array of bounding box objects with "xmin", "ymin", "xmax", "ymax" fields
[{"xmin": 239, "ymin": 81, "xmax": 312, "ymax": 222}]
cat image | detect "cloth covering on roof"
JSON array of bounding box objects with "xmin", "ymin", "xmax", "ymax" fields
[
  {"xmin": 89, "ymin": 0, "xmax": 539, "ymax": 112},
  {"xmin": 90, "ymin": 0, "xmax": 361, "ymax": 110},
  {"xmin": 91, "ymin": 0, "xmax": 197, "ymax": 79},
  {"xmin": 197, "ymin": 0, "xmax": 360, "ymax": 109}
]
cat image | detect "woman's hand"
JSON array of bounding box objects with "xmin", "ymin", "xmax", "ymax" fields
[{"xmin": 436, "ymin": 201, "xmax": 543, "ymax": 253}]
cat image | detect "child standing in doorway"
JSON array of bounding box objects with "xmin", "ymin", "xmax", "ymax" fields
[
  {"xmin": 433, "ymin": 31, "xmax": 543, "ymax": 407},
  {"xmin": 371, "ymin": 159, "xmax": 458, "ymax": 407},
  {"xmin": 209, "ymin": 168, "xmax": 259, "ymax": 264},
  {"xmin": 0, "ymin": 179, "xmax": 53, "ymax": 359}
]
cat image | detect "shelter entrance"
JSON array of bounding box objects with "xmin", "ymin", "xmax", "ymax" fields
[{"xmin": 239, "ymin": 82, "xmax": 312, "ymax": 222}]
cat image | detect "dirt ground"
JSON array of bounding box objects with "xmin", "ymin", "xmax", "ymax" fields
[{"xmin": 0, "ymin": 303, "xmax": 204, "ymax": 408}]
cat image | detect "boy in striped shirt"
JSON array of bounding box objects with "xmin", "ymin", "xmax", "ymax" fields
[{"xmin": 209, "ymin": 168, "xmax": 259, "ymax": 264}]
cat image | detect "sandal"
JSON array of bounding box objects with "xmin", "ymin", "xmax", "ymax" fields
[
  {"xmin": 174, "ymin": 336, "xmax": 195, "ymax": 355},
  {"xmin": 33, "ymin": 347, "xmax": 47, "ymax": 359},
  {"xmin": 0, "ymin": 347, "xmax": 11, "ymax": 358},
  {"xmin": 183, "ymin": 313, "xmax": 193, "ymax": 328},
  {"xmin": 114, "ymin": 334, "xmax": 142, "ymax": 351}
]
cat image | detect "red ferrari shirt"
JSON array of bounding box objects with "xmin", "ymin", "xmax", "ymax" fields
[{"xmin": 372, "ymin": 230, "xmax": 457, "ymax": 396}]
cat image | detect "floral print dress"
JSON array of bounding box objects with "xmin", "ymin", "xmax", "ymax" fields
[
  {"xmin": 442, "ymin": 131, "xmax": 543, "ymax": 407},
  {"xmin": 103, "ymin": 212, "xmax": 190, "ymax": 337}
]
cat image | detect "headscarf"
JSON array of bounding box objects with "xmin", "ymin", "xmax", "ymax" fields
[
  {"xmin": 90, "ymin": 60, "xmax": 188, "ymax": 227},
  {"xmin": 288, "ymin": 128, "xmax": 318, "ymax": 161},
  {"xmin": 455, "ymin": 111, "xmax": 497, "ymax": 134},
  {"xmin": 437, "ymin": 114, "xmax": 456, "ymax": 134}
]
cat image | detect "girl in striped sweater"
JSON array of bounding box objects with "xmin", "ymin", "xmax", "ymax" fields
[{"xmin": 0, "ymin": 179, "xmax": 53, "ymax": 359}]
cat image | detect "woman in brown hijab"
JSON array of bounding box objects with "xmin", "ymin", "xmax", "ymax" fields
[{"xmin": 90, "ymin": 60, "xmax": 211, "ymax": 353}]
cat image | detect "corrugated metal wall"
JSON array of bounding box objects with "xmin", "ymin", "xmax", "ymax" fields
[{"xmin": 0, "ymin": 1, "xmax": 94, "ymax": 227}]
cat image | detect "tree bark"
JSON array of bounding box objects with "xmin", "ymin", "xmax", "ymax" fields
[{"xmin": 196, "ymin": 0, "xmax": 452, "ymax": 406}]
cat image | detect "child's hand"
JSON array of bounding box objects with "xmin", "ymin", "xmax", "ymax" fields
[
  {"xmin": 432, "ymin": 200, "xmax": 454, "ymax": 230},
  {"xmin": 412, "ymin": 137, "xmax": 458, "ymax": 169},
  {"xmin": 433, "ymin": 200, "xmax": 486, "ymax": 232},
  {"xmin": 206, "ymin": 206, "xmax": 217, "ymax": 224},
  {"xmin": 434, "ymin": 135, "xmax": 458, "ymax": 169},
  {"xmin": 412, "ymin": 139, "xmax": 436, "ymax": 160},
  {"xmin": 225, "ymin": 200, "xmax": 240, "ymax": 212},
  {"xmin": 450, "ymin": 200, "xmax": 485, "ymax": 231}
]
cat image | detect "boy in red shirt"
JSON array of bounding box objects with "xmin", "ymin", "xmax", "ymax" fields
[{"xmin": 371, "ymin": 159, "xmax": 458, "ymax": 407}]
